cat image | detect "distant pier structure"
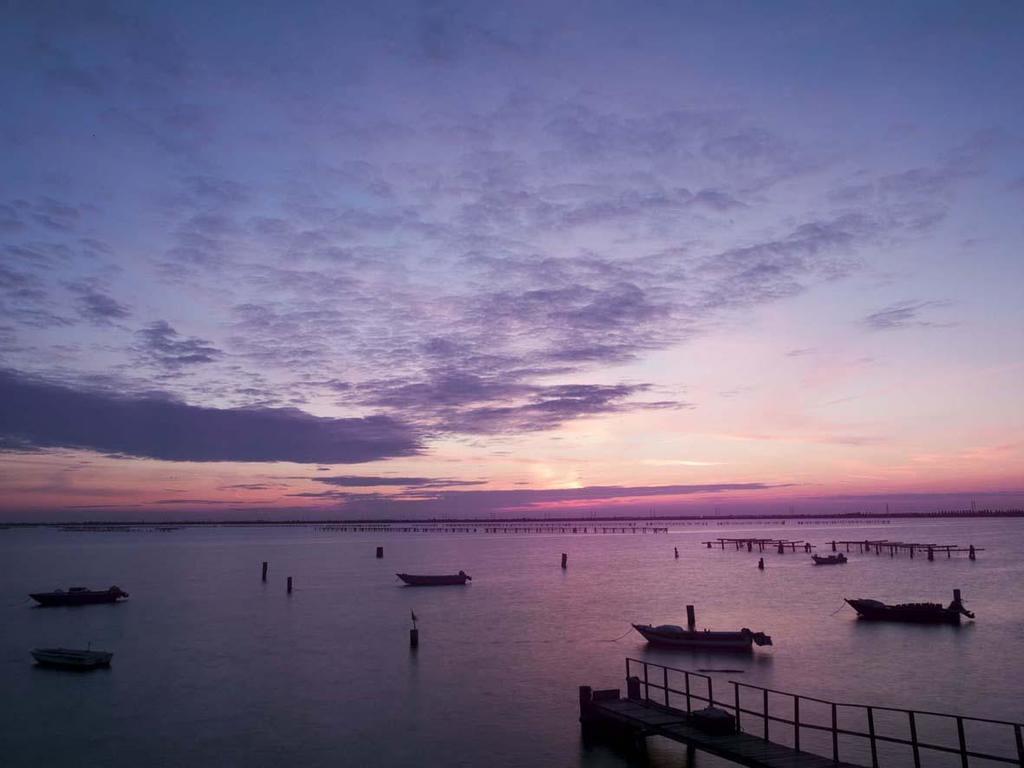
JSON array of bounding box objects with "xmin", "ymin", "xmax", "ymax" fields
[
  {"xmin": 704, "ymin": 537, "xmax": 814, "ymax": 553},
  {"xmin": 319, "ymin": 522, "xmax": 669, "ymax": 535},
  {"xmin": 834, "ymin": 539, "xmax": 982, "ymax": 559}
]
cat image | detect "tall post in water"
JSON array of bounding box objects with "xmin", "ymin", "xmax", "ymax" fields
[
  {"xmin": 674, "ymin": 547, "xmax": 679, "ymax": 559},
  {"xmin": 561, "ymin": 552, "xmax": 568, "ymax": 569},
  {"xmin": 758, "ymin": 557, "xmax": 764, "ymax": 570},
  {"xmin": 376, "ymin": 546, "xmax": 384, "ymax": 559},
  {"xmin": 969, "ymin": 545, "xmax": 976, "ymax": 561},
  {"xmin": 686, "ymin": 604, "xmax": 696, "ymax": 629},
  {"xmin": 832, "ymin": 540, "xmax": 837, "ymax": 552},
  {"xmin": 287, "ymin": 576, "xmax": 293, "ymax": 594},
  {"xmin": 261, "ymin": 561, "xmax": 268, "ymax": 582}
]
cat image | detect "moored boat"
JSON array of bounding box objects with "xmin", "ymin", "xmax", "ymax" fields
[
  {"xmin": 812, "ymin": 553, "xmax": 847, "ymax": 565},
  {"xmin": 29, "ymin": 586, "xmax": 128, "ymax": 607},
  {"xmin": 846, "ymin": 589, "xmax": 974, "ymax": 624},
  {"xmin": 397, "ymin": 571, "xmax": 471, "ymax": 586},
  {"xmin": 31, "ymin": 648, "xmax": 113, "ymax": 670},
  {"xmin": 632, "ymin": 624, "xmax": 772, "ymax": 651}
]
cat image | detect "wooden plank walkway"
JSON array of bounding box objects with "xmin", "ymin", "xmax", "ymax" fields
[{"xmin": 587, "ymin": 696, "xmax": 862, "ymax": 768}]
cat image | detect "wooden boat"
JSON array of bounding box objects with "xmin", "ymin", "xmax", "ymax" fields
[
  {"xmin": 812, "ymin": 553, "xmax": 847, "ymax": 565},
  {"xmin": 632, "ymin": 624, "xmax": 772, "ymax": 651},
  {"xmin": 846, "ymin": 589, "xmax": 974, "ymax": 624},
  {"xmin": 29, "ymin": 586, "xmax": 128, "ymax": 607},
  {"xmin": 396, "ymin": 571, "xmax": 471, "ymax": 586},
  {"xmin": 31, "ymin": 648, "xmax": 113, "ymax": 670}
]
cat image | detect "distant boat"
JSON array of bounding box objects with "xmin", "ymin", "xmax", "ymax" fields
[
  {"xmin": 397, "ymin": 571, "xmax": 471, "ymax": 586},
  {"xmin": 812, "ymin": 553, "xmax": 847, "ymax": 565},
  {"xmin": 846, "ymin": 589, "xmax": 974, "ymax": 624},
  {"xmin": 29, "ymin": 586, "xmax": 129, "ymax": 607},
  {"xmin": 31, "ymin": 648, "xmax": 113, "ymax": 670},
  {"xmin": 632, "ymin": 624, "xmax": 773, "ymax": 651}
]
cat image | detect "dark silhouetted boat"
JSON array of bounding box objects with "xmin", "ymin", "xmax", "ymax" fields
[
  {"xmin": 812, "ymin": 553, "xmax": 847, "ymax": 565},
  {"xmin": 397, "ymin": 571, "xmax": 471, "ymax": 586},
  {"xmin": 31, "ymin": 648, "xmax": 113, "ymax": 670},
  {"xmin": 29, "ymin": 586, "xmax": 129, "ymax": 607},
  {"xmin": 846, "ymin": 589, "xmax": 974, "ymax": 624},
  {"xmin": 632, "ymin": 624, "xmax": 772, "ymax": 651}
]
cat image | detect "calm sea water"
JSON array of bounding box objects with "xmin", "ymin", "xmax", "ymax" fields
[{"xmin": 1, "ymin": 518, "xmax": 1022, "ymax": 768}]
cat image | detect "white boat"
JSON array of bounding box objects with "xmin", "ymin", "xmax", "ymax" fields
[
  {"xmin": 31, "ymin": 648, "xmax": 113, "ymax": 670},
  {"xmin": 632, "ymin": 624, "xmax": 772, "ymax": 651}
]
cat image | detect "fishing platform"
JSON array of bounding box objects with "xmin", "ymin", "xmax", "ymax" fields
[{"xmin": 580, "ymin": 659, "xmax": 1024, "ymax": 768}]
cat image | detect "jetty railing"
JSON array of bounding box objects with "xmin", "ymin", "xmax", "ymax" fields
[{"xmin": 625, "ymin": 658, "xmax": 1024, "ymax": 767}]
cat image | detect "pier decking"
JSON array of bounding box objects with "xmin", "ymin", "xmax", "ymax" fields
[{"xmin": 581, "ymin": 659, "xmax": 1024, "ymax": 767}]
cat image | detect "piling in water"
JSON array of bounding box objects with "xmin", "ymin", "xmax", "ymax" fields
[
  {"xmin": 410, "ymin": 628, "xmax": 419, "ymax": 648},
  {"xmin": 561, "ymin": 553, "xmax": 567, "ymax": 569},
  {"xmin": 969, "ymin": 545, "xmax": 976, "ymax": 560},
  {"xmin": 262, "ymin": 561, "xmax": 268, "ymax": 582},
  {"xmin": 686, "ymin": 604, "xmax": 696, "ymax": 629},
  {"xmin": 674, "ymin": 547, "xmax": 679, "ymax": 559},
  {"xmin": 376, "ymin": 546, "xmax": 384, "ymax": 559},
  {"xmin": 758, "ymin": 557, "xmax": 764, "ymax": 570},
  {"xmin": 287, "ymin": 576, "xmax": 293, "ymax": 594}
]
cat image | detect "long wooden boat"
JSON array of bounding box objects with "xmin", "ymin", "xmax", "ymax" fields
[
  {"xmin": 846, "ymin": 589, "xmax": 974, "ymax": 624},
  {"xmin": 812, "ymin": 553, "xmax": 847, "ymax": 565},
  {"xmin": 31, "ymin": 648, "xmax": 113, "ymax": 670},
  {"xmin": 632, "ymin": 624, "xmax": 772, "ymax": 651},
  {"xmin": 29, "ymin": 586, "xmax": 128, "ymax": 607},
  {"xmin": 397, "ymin": 571, "xmax": 471, "ymax": 586}
]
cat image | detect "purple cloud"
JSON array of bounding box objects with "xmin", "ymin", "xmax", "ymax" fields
[{"xmin": 0, "ymin": 368, "xmax": 421, "ymax": 463}]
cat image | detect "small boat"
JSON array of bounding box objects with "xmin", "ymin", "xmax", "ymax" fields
[
  {"xmin": 31, "ymin": 648, "xmax": 113, "ymax": 670},
  {"xmin": 397, "ymin": 571, "xmax": 471, "ymax": 586},
  {"xmin": 29, "ymin": 586, "xmax": 129, "ymax": 607},
  {"xmin": 632, "ymin": 624, "xmax": 772, "ymax": 651},
  {"xmin": 846, "ymin": 589, "xmax": 974, "ymax": 624},
  {"xmin": 812, "ymin": 553, "xmax": 847, "ymax": 565}
]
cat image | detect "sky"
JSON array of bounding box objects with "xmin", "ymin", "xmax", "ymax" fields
[{"xmin": 1, "ymin": 1, "xmax": 1023, "ymax": 520}]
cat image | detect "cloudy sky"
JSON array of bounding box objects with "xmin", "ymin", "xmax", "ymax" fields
[{"xmin": 2, "ymin": 1, "xmax": 1023, "ymax": 519}]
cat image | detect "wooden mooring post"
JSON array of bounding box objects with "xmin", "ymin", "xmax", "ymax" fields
[
  {"xmin": 261, "ymin": 561, "xmax": 268, "ymax": 582},
  {"xmin": 686, "ymin": 605, "xmax": 696, "ymax": 629},
  {"xmin": 376, "ymin": 546, "xmax": 384, "ymax": 558},
  {"xmin": 561, "ymin": 552, "xmax": 568, "ymax": 569},
  {"xmin": 287, "ymin": 576, "xmax": 293, "ymax": 594}
]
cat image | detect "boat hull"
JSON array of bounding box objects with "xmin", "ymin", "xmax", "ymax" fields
[
  {"xmin": 31, "ymin": 649, "xmax": 113, "ymax": 670},
  {"xmin": 812, "ymin": 555, "xmax": 847, "ymax": 565},
  {"xmin": 845, "ymin": 599, "xmax": 962, "ymax": 624},
  {"xmin": 30, "ymin": 588, "xmax": 128, "ymax": 607},
  {"xmin": 632, "ymin": 625, "xmax": 757, "ymax": 651},
  {"xmin": 396, "ymin": 573, "xmax": 471, "ymax": 586}
]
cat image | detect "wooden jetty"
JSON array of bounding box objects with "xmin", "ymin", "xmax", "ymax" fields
[
  {"xmin": 704, "ymin": 538, "xmax": 816, "ymax": 554},
  {"xmin": 319, "ymin": 522, "xmax": 669, "ymax": 535},
  {"xmin": 581, "ymin": 659, "xmax": 1024, "ymax": 767},
  {"xmin": 831, "ymin": 540, "xmax": 982, "ymax": 560}
]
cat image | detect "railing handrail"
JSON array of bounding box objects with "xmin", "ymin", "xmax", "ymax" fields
[
  {"xmin": 624, "ymin": 658, "xmax": 1024, "ymax": 767},
  {"xmin": 730, "ymin": 680, "xmax": 1022, "ymax": 728},
  {"xmin": 627, "ymin": 658, "xmax": 1022, "ymax": 728}
]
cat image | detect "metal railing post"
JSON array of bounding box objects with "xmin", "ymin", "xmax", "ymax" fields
[
  {"xmin": 832, "ymin": 703, "xmax": 839, "ymax": 763},
  {"xmin": 685, "ymin": 672, "xmax": 691, "ymax": 712},
  {"xmin": 664, "ymin": 666, "xmax": 669, "ymax": 706},
  {"xmin": 1015, "ymin": 723, "xmax": 1023, "ymax": 767},
  {"xmin": 867, "ymin": 707, "xmax": 878, "ymax": 768},
  {"xmin": 734, "ymin": 683, "xmax": 741, "ymax": 732},
  {"xmin": 708, "ymin": 677, "xmax": 714, "ymax": 707},
  {"xmin": 957, "ymin": 716, "xmax": 968, "ymax": 768},
  {"xmin": 909, "ymin": 711, "xmax": 921, "ymax": 768},
  {"xmin": 764, "ymin": 689, "xmax": 770, "ymax": 740},
  {"xmin": 794, "ymin": 696, "xmax": 801, "ymax": 752},
  {"xmin": 643, "ymin": 662, "xmax": 650, "ymax": 702}
]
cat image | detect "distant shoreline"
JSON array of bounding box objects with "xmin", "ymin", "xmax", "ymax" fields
[{"xmin": 2, "ymin": 509, "xmax": 1022, "ymax": 527}]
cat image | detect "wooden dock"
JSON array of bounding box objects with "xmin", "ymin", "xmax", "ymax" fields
[
  {"xmin": 581, "ymin": 659, "xmax": 1024, "ymax": 768},
  {"xmin": 583, "ymin": 694, "xmax": 859, "ymax": 768}
]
